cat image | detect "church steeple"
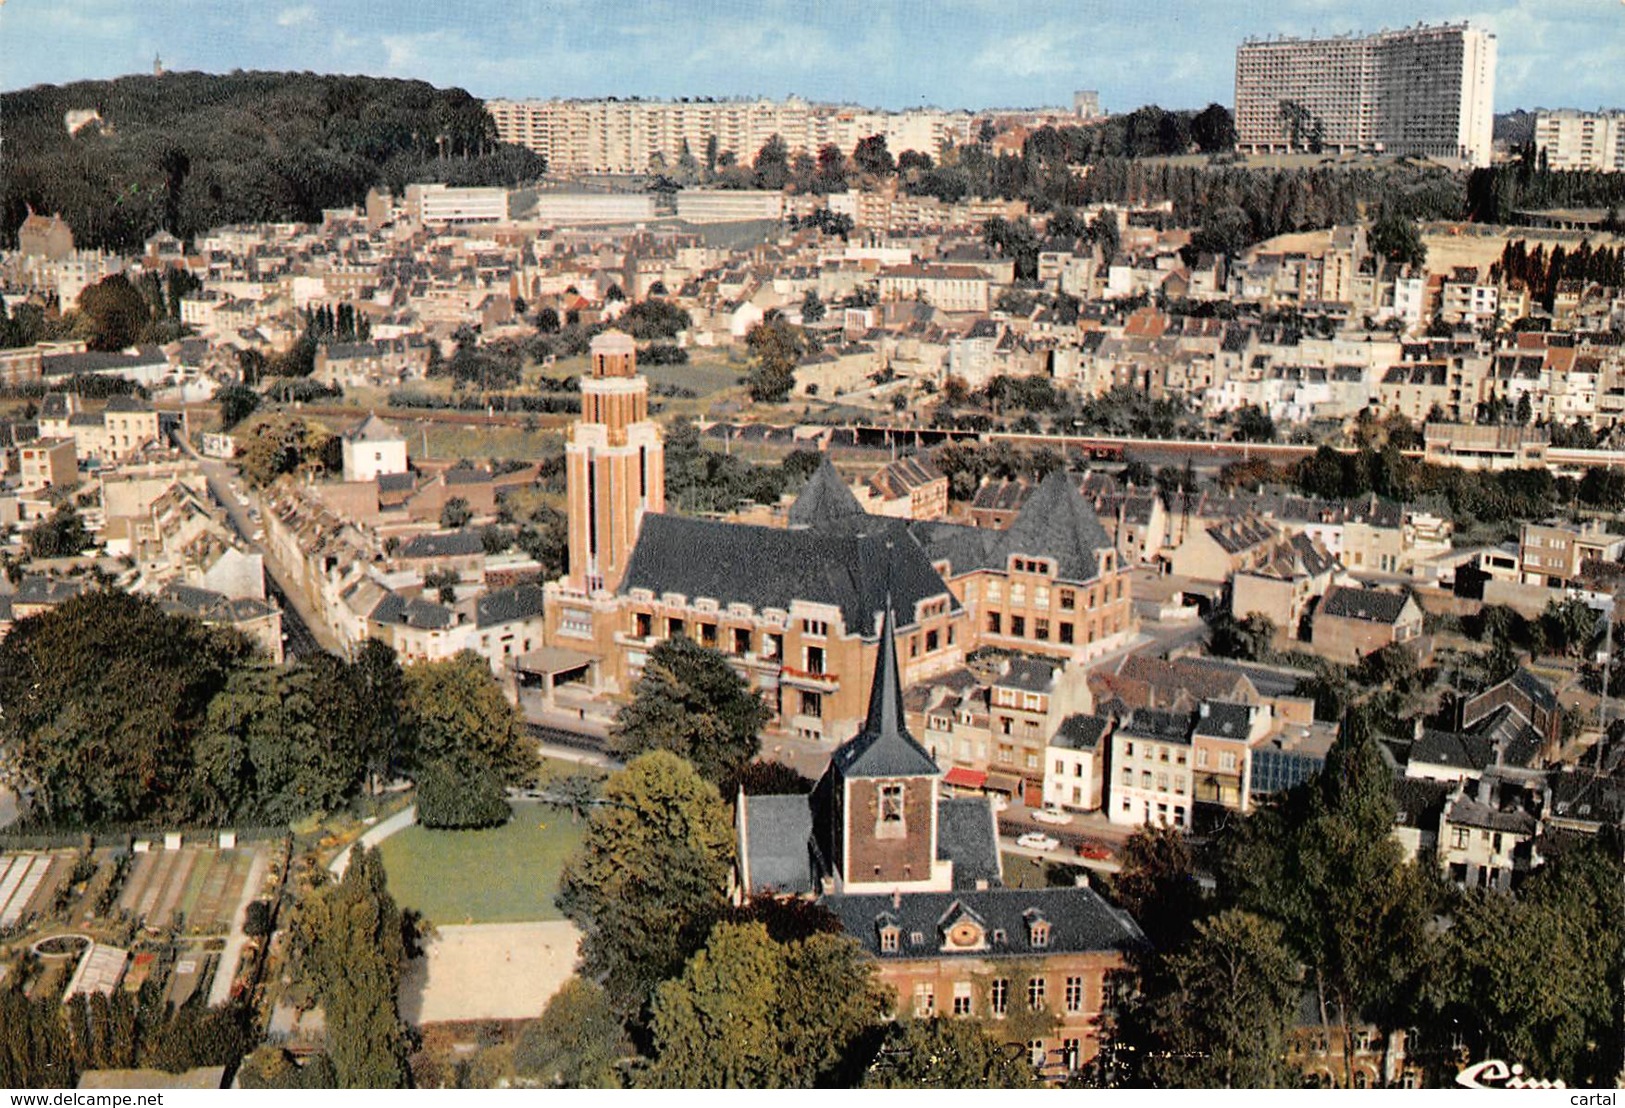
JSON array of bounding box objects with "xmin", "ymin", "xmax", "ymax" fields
[
  {"xmin": 821, "ymin": 599, "xmax": 946, "ymax": 892},
  {"xmin": 831, "ymin": 601, "xmax": 939, "ymax": 781}
]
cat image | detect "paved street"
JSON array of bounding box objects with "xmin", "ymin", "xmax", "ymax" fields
[{"xmin": 187, "ymin": 448, "xmax": 336, "ymax": 658}]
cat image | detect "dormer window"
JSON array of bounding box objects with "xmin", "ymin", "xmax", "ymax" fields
[
  {"xmin": 879, "ymin": 924, "xmax": 900, "ymax": 953},
  {"xmin": 1026, "ymin": 910, "xmax": 1051, "ymax": 949}
]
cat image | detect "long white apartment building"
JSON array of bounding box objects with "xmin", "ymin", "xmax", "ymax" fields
[
  {"xmin": 487, "ymin": 96, "xmax": 973, "ymax": 175},
  {"xmin": 1534, "ymin": 110, "xmax": 1625, "ymax": 173},
  {"xmin": 403, "ymin": 184, "xmax": 510, "ymax": 224},
  {"xmin": 1235, "ymin": 23, "xmax": 1495, "ymax": 166}
]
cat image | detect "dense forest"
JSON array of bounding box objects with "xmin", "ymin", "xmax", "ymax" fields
[{"xmin": 1, "ymin": 71, "xmax": 546, "ymax": 251}]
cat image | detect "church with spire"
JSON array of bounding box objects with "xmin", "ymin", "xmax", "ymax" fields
[
  {"xmin": 736, "ymin": 604, "xmax": 1144, "ymax": 1073},
  {"xmin": 542, "ymin": 329, "xmax": 1133, "ymax": 741}
]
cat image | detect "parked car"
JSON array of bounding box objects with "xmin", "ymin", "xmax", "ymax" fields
[
  {"xmin": 1075, "ymin": 840, "xmax": 1112, "ymax": 861},
  {"xmin": 1031, "ymin": 805, "xmax": 1074, "ymax": 826},
  {"xmin": 1016, "ymin": 832, "xmax": 1060, "ymax": 852}
]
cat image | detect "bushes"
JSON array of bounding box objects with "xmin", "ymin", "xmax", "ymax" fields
[{"xmin": 415, "ymin": 762, "xmax": 511, "ymax": 830}]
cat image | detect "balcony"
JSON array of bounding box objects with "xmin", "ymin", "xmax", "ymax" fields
[{"xmin": 780, "ymin": 666, "xmax": 840, "ymax": 692}]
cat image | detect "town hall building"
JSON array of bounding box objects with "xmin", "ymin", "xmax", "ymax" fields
[{"xmin": 541, "ymin": 330, "xmax": 1136, "ymax": 741}]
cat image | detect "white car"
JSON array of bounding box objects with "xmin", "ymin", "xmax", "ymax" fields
[
  {"xmin": 1031, "ymin": 806, "xmax": 1074, "ymax": 826},
  {"xmin": 1016, "ymin": 832, "xmax": 1060, "ymax": 852}
]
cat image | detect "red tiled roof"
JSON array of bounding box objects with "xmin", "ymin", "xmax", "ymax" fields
[{"xmin": 944, "ymin": 766, "xmax": 988, "ymax": 789}]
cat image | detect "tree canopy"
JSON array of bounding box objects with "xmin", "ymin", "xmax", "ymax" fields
[
  {"xmin": 556, "ymin": 752, "xmax": 735, "ymax": 1014},
  {"xmin": 3, "ymin": 72, "xmax": 545, "ymax": 251},
  {"xmin": 292, "ymin": 846, "xmax": 410, "ymax": 1088},
  {"xmin": 609, "ymin": 636, "xmax": 770, "ymax": 789}
]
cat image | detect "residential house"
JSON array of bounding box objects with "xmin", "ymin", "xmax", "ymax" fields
[
  {"xmin": 858, "ymin": 455, "xmax": 949, "ymax": 521},
  {"xmin": 1310, "ymin": 585, "xmax": 1425, "ymax": 664},
  {"xmin": 1044, "ymin": 714, "xmax": 1111, "ymax": 812},
  {"xmin": 341, "ymin": 414, "xmax": 410, "ymax": 483},
  {"xmin": 1231, "ymin": 532, "xmax": 1341, "ymax": 642},
  {"xmin": 1518, "ymin": 519, "xmax": 1624, "ymax": 587}
]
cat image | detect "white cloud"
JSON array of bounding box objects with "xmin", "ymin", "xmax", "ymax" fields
[{"xmin": 276, "ymin": 5, "xmax": 315, "ymax": 27}]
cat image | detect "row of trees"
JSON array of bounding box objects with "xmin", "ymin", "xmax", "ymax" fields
[
  {"xmin": 0, "ymin": 981, "xmax": 253, "ymax": 1088},
  {"xmin": 0, "ymin": 590, "xmax": 535, "ymax": 828},
  {"xmin": 662, "ymin": 414, "xmax": 825, "ymax": 514},
  {"xmin": 1491, "ymin": 239, "xmax": 1625, "ymax": 312}
]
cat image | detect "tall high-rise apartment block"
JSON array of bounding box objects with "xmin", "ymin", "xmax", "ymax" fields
[
  {"xmin": 485, "ymin": 96, "xmax": 973, "ymax": 175},
  {"xmin": 1534, "ymin": 110, "xmax": 1625, "ymax": 173},
  {"xmin": 1235, "ymin": 23, "xmax": 1496, "ymax": 166}
]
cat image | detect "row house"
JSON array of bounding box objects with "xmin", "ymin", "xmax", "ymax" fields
[
  {"xmin": 908, "ymin": 656, "xmax": 1094, "ymax": 802},
  {"xmin": 1231, "ymin": 532, "xmax": 1342, "ymax": 642},
  {"xmin": 877, "ymin": 264, "xmax": 992, "ymax": 314},
  {"xmin": 1162, "ymin": 514, "xmax": 1280, "ymax": 583}
]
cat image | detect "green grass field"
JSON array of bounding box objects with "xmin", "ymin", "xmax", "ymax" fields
[{"xmin": 379, "ymin": 801, "xmax": 585, "ymax": 924}]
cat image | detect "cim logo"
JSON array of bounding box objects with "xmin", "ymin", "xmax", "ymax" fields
[{"xmin": 1455, "ymin": 1059, "xmax": 1567, "ymax": 1090}]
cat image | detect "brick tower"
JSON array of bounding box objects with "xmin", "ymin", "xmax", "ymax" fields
[{"xmin": 566, "ymin": 330, "xmax": 664, "ymax": 595}]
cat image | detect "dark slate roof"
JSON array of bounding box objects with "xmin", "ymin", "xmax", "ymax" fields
[
  {"xmin": 398, "ymin": 530, "xmax": 483, "ymax": 559},
  {"xmin": 787, "ymin": 456, "xmax": 865, "ymax": 528},
  {"xmin": 104, "ymin": 395, "xmax": 153, "ymax": 412},
  {"xmin": 936, "ymin": 797, "xmax": 1002, "ymax": 889},
  {"xmin": 378, "ymin": 471, "xmax": 417, "ymax": 494},
  {"xmin": 741, "ymin": 793, "xmax": 818, "ymax": 895},
  {"xmin": 39, "ymin": 393, "xmax": 70, "ymax": 420},
  {"xmin": 1392, "ymin": 777, "xmax": 1451, "ymax": 830},
  {"xmin": 344, "ymin": 413, "xmax": 403, "ymax": 442},
  {"xmin": 1119, "ymin": 708, "xmax": 1195, "ymax": 745},
  {"xmin": 42, "ymin": 349, "xmax": 166, "ymax": 376},
  {"xmin": 821, "ymin": 887, "xmax": 1143, "ymax": 960},
  {"xmin": 1411, "ymin": 729, "xmax": 1494, "ymax": 774},
  {"xmin": 991, "ymin": 657, "xmax": 1058, "ymax": 694},
  {"xmin": 159, "ymin": 584, "xmax": 274, "ymax": 623},
  {"xmin": 14, "ymin": 576, "xmax": 85, "ymax": 606},
  {"xmin": 1469, "ymin": 706, "xmax": 1543, "ymax": 769},
  {"xmin": 372, "ymin": 592, "xmax": 455, "ymax": 630},
  {"xmin": 475, "ymin": 582, "xmax": 545, "ymax": 628},
  {"xmin": 830, "ymin": 606, "xmax": 941, "ymax": 780},
  {"xmin": 1445, "ymin": 794, "xmax": 1537, "ymax": 835},
  {"xmin": 1053, "ymin": 714, "xmax": 1109, "ymax": 752},
  {"xmin": 1320, "ymin": 585, "xmax": 1411, "ymax": 624},
  {"xmin": 912, "ymin": 471, "xmax": 1112, "ymax": 583},
  {"xmin": 1193, "ymin": 701, "xmax": 1254, "ymax": 740},
  {"xmin": 1548, "ymin": 770, "xmax": 1625, "ymax": 825},
  {"xmin": 620, "ymin": 512, "xmax": 953, "ymax": 635},
  {"xmin": 1509, "ymin": 669, "xmax": 1558, "ymax": 714},
  {"xmin": 999, "ymin": 471, "xmax": 1115, "ymax": 581},
  {"xmin": 969, "ymin": 477, "xmax": 1030, "ymax": 514}
]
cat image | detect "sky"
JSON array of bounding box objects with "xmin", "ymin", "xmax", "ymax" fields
[{"xmin": 1, "ymin": 0, "xmax": 1621, "ymax": 113}]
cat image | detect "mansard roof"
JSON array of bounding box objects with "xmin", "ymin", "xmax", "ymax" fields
[
  {"xmin": 620, "ymin": 512, "xmax": 954, "ymax": 635},
  {"xmin": 912, "ymin": 470, "xmax": 1113, "ymax": 583}
]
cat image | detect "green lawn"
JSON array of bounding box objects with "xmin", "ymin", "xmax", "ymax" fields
[{"xmin": 379, "ymin": 801, "xmax": 585, "ymax": 924}]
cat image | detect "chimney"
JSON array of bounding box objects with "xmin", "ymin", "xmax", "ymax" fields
[{"xmin": 891, "ymin": 889, "xmax": 902, "ymax": 910}]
